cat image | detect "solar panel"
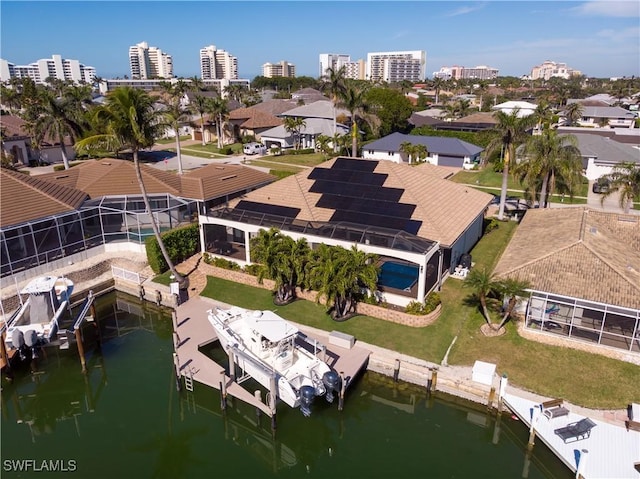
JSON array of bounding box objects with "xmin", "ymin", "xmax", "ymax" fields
[
  {"xmin": 310, "ymin": 180, "xmax": 404, "ymax": 202},
  {"xmin": 316, "ymin": 194, "xmax": 415, "ymax": 218},
  {"xmin": 332, "ymin": 157, "xmax": 378, "ymax": 172},
  {"xmin": 308, "ymin": 167, "xmax": 388, "ymax": 186},
  {"xmin": 235, "ymin": 200, "xmax": 300, "ymax": 219}
]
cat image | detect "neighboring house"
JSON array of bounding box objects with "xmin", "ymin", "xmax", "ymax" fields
[
  {"xmin": 0, "ymin": 159, "xmax": 275, "ymax": 281},
  {"xmin": 408, "ymin": 109, "xmax": 447, "ymax": 128},
  {"xmin": 227, "ymin": 99, "xmax": 299, "ymax": 140},
  {"xmin": 290, "ymin": 88, "xmax": 327, "ymax": 103},
  {"xmin": 0, "ymin": 115, "xmax": 76, "ymax": 166},
  {"xmin": 567, "ymin": 133, "xmax": 640, "ymax": 180},
  {"xmin": 362, "ymin": 132, "xmax": 484, "ymax": 169},
  {"xmin": 432, "ymin": 112, "xmax": 497, "ymax": 132},
  {"xmin": 564, "ymin": 106, "xmax": 636, "ymax": 129},
  {"xmin": 199, "ymin": 157, "xmax": 493, "ymax": 307},
  {"xmin": 493, "ymin": 207, "xmax": 640, "ymax": 358},
  {"xmin": 492, "ymin": 100, "xmax": 537, "ymax": 117},
  {"xmin": 184, "ymin": 91, "xmax": 242, "ymax": 143},
  {"xmin": 260, "ymin": 100, "xmax": 350, "ymax": 149},
  {"xmin": 556, "ymin": 126, "xmax": 640, "ymax": 148}
]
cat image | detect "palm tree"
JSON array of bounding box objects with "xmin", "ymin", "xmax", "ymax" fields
[
  {"xmin": 189, "ymin": 94, "xmax": 210, "ymax": 146},
  {"xmin": 320, "ymin": 66, "xmax": 347, "ymax": 145},
  {"xmin": 207, "ymin": 96, "xmax": 229, "ymax": 149},
  {"xmin": 74, "ymin": 87, "xmax": 184, "ymax": 284},
  {"xmin": 496, "ymin": 278, "xmax": 532, "ymax": 330},
  {"xmin": 431, "ymin": 77, "xmax": 444, "ymax": 105},
  {"xmin": 463, "ymin": 268, "xmax": 500, "ymax": 328},
  {"xmin": 306, "ymin": 244, "xmax": 378, "ymax": 321},
  {"xmin": 564, "ymin": 102, "xmax": 584, "ymax": 127},
  {"xmin": 159, "ymin": 82, "xmax": 189, "ymax": 174},
  {"xmin": 600, "ymin": 162, "xmax": 640, "ymax": 213},
  {"xmin": 282, "ymin": 116, "xmax": 306, "ymax": 150},
  {"xmin": 399, "ymin": 141, "xmax": 416, "ymax": 164},
  {"xmin": 29, "ymin": 90, "xmax": 84, "ymax": 170},
  {"xmin": 188, "ymin": 76, "xmax": 205, "ymax": 92},
  {"xmin": 338, "ymin": 84, "xmax": 379, "ymax": 157},
  {"xmin": 485, "ymin": 109, "xmax": 537, "ymax": 220},
  {"xmin": 515, "ymin": 130, "xmax": 583, "ymax": 207},
  {"xmin": 532, "ymin": 101, "xmax": 553, "ymax": 132},
  {"xmin": 413, "ymin": 143, "xmax": 428, "ymax": 163}
]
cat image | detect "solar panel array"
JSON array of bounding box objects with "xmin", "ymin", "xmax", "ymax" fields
[
  {"xmin": 311, "ymin": 158, "xmax": 422, "ymax": 235},
  {"xmin": 235, "ymin": 200, "xmax": 300, "ymax": 219}
]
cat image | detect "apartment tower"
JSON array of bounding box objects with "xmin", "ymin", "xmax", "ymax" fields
[
  {"xmin": 0, "ymin": 55, "xmax": 95, "ymax": 84},
  {"xmin": 200, "ymin": 45, "xmax": 238, "ymax": 80},
  {"xmin": 366, "ymin": 50, "xmax": 426, "ymax": 83},
  {"xmin": 129, "ymin": 42, "xmax": 173, "ymax": 80},
  {"xmin": 262, "ymin": 61, "xmax": 296, "ymax": 78},
  {"xmin": 318, "ymin": 53, "xmax": 351, "ymax": 78}
]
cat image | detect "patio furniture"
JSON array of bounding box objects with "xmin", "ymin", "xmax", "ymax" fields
[
  {"xmin": 541, "ymin": 398, "xmax": 570, "ymax": 419},
  {"xmin": 554, "ymin": 418, "xmax": 597, "ymax": 443}
]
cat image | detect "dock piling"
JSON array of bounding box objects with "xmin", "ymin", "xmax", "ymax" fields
[
  {"xmin": 498, "ymin": 374, "xmax": 508, "ymax": 413},
  {"xmin": 173, "ymin": 353, "xmax": 181, "ymax": 391},
  {"xmin": 254, "ymin": 390, "xmax": 262, "ymax": 421},
  {"xmin": 487, "ymin": 386, "xmax": 496, "ymax": 410},
  {"xmin": 269, "ymin": 375, "xmax": 277, "ymax": 432},
  {"xmin": 220, "ymin": 371, "xmax": 227, "ymax": 410},
  {"xmin": 527, "ymin": 406, "xmax": 540, "ymax": 450},
  {"xmin": 338, "ymin": 371, "xmax": 346, "ymax": 411},
  {"xmin": 75, "ymin": 328, "xmax": 86, "ymax": 374},
  {"xmin": 393, "ymin": 359, "xmax": 400, "ymax": 382},
  {"xmin": 431, "ymin": 366, "xmax": 438, "ymax": 393}
]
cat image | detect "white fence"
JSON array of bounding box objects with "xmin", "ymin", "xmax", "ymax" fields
[{"xmin": 112, "ymin": 266, "xmax": 145, "ymax": 285}]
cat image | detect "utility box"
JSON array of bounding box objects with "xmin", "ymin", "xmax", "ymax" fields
[
  {"xmin": 472, "ymin": 360, "xmax": 496, "ymax": 386},
  {"xmin": 329, "ymin": 330, "xmax": 355, "ymax": 349}
]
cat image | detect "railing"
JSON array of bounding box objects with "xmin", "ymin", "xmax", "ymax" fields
[{"xmin": 111, "ymin": 266, "xmax": 145, "ymax": 285}]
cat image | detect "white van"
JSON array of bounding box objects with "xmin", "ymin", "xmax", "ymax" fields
[{"xmin": 243, "ymin": 142, "xmax": 267, "ymax": 155}]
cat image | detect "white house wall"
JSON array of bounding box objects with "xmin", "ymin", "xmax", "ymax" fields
[{"xmin": 585, "ymin": 157, "xmax": 614, "ymax": 181}]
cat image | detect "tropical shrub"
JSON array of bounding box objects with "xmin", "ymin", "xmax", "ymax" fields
[
  {"xmin": 203, "ymin": 254, "xmax": 242, "ymax": 271},
  {"xmin": 405, "ymin": 292, "xmax": 441, "ymax": 315},
  {"xmin": 146, "ymin": 224, "xmax": 200, "ymax": 274}
]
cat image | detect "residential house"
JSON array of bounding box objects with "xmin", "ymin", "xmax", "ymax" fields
[
  {"xmin": 492, "ymin": 100, "xmax": 537, "ymax": 118},
  {"xmin": 259, "ymin": 100, "xmax": 350, "ymax": 150},
  {"xmin": 562, "ymin": 105, "xmax": 636, "ymax": 129},
  {"xmin": 566, "ymin": 133, "xmax": 640, "ymax": 180},
  {"xmin": 0, "ymin": 114, "xmax": 76, "ymax": 166},
  {"xmin": 0, "ymin": 159, "xmax": 275, "ymax": 282},
  {"xmin": 199, "ymin": 157, "xmax": 493, "ymax": 307},
  {"xmin": 362, "ymin": 132, "xmax": 484, "ymax": 169},
  {"xmin": 432, "ymin": 112, "xmax": 497, "ymax": 132},
  {"xmin": 227, "ymin": 99, "xmax": 299, "ymax": 141},
  {"xmin": 493, "ymin": 207, "xmax": 639, "ymax": 359}
]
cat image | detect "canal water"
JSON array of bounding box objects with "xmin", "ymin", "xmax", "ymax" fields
[{"xmin": 1, "ymin": 291, "xmax": 572, "ymax": 479}]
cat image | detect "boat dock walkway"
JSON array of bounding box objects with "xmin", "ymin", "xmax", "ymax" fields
[
  {"xmin": 503, "ymin": 393, "xmax": 640, "ymax": 479},
  {"xmin": 173, "ymin": 297, "xmax": 371, "ymax": 417}
]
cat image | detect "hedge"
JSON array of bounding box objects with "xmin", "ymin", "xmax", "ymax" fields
[{"xmin": 145, "ymin": 224, "xmax": 200, "ymax": 274}]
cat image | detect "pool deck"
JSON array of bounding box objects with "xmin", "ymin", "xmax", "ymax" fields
[{"xmin": 503, "ymin": 393, "xmax": 640, "ymax": 479}]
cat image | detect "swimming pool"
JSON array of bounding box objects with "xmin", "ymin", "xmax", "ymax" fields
[{"xmin": 378, "ymin": 261, "xmax": 419, "ymax": 291}]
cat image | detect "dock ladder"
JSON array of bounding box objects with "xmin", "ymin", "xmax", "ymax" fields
[{"xmin": 184, "ymin": 367, "xmax": 195, "ymax": 392}]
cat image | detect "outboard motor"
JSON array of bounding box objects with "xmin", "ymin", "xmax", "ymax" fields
[
  {"xmin": 322, "ymin": 371, "xmax": 341, "ymax": 403},
  {"xmin": 24, "ymin": 329, "xmax": 39, "ymax": 360},
  {"xmin": 299, "ymin": 385, "xmax": 316, "ymax": 417},
  {"xmin": 11, "ymin": 329, "xmax": 26, "ymax": 360}
]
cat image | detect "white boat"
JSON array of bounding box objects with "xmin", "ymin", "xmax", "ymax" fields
[
  {"xmin": 4, "ymin": 276, "xmax": 74, "ymax": 358},
  {"xmin": 207, "ymin": 306, "xmax": 341, "ymax": 416}
]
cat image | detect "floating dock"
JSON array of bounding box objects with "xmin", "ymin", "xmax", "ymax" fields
[
  {"xmin": 503, "ymin": 393, "xmax": 640, "ymax": 479},
  {"xmin": 172, "ymin": 297, "xmax": 370, "ymax": 419}
]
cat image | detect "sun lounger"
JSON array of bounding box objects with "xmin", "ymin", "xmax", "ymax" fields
[
  {"xmin": 554, "ymin": 418, "xmax": 597, "ymax": 443},
  {"xmin": 541, "ymin": 398, "xmax": 570, "ymax": 419}
]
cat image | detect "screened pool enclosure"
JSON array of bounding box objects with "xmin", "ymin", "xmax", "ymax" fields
[
  {"xmin": 1, "ymin": 194, "xmax": 197, "ymax": 277},
  {"xmin": 525, "ymin": 290, "xmax": 640, "ymax": 354}
]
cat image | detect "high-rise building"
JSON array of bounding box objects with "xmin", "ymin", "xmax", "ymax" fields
[
  {"xmin": 344, "ymin": 60, "xmax": 366, "ymax": 80},
  {"xmin": 262, "ymin": 61, "xmax": 296, "ymax": 78},
  {"xmin": 129, "ymin": 42, "xmax": 173, "ymax": 80},
  {"xmin": 0, "ymin": 55, "xmax": 96, "ymax": 84},
  {"xmin": 433, "ymin": 65, "xmax": 499, "ymax": 80},
  {"xmin": 530, "ymin": 61, "xmax": 581, "ymax": 81},
  {"xmin": 200, "ymin": 45, "xmax": 238, "ymax": 80},
  {"xmin": 366, "ymin": 50, "xmax": 426, "ymax": 83},
  {"xmin": 318, "ymin": 53, "xmax": 351, "ymax": 78}
]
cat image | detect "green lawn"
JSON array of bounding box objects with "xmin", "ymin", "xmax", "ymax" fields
[
  {"xmin": 155, "ymin": 135, "xmax": 190, "ymax": 145},
  {"xmin": 451, "ymin": 168, "xmax": 589, "ymax": 199},
  {"xmin": 198, "ymin": 219, "xmax": 640, "ymax": 409}
]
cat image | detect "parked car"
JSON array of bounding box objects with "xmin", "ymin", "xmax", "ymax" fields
[
  {"xmin": 243, "ymin": 142, "xmax": 267, "ymax": 155},
  {"xmin": 592, "ymin": 177, "xmax": 610, "ymax": 194}
]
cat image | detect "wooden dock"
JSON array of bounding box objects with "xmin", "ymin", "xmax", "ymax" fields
[{"xmin": 173, "ymin": 297, "xmax": 371, "ymax": 418}]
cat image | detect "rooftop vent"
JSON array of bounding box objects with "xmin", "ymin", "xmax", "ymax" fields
[{"xmin": 221, "ymin": 175, "xmax": 237, "ymax": 181}]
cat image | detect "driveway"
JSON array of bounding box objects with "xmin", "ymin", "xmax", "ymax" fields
[{"xmin": 585, "ymin": 179, "xmax": 634, "ymax": 214}]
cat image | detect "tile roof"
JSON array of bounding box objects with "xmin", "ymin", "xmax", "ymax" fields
[
  {"xmin": 365, "ymin": 132, "xmax": 484, "ymax": 157},
  {"xmin": 180, "ymin": 163, "xmax": 275, "ymax": 200},
  {"xmin": 229, "ymin": 108, "xmax": 283, "ymax": 129},
  {"xmin": 0, "ymin": 168, "xmax": 88, "ymax": 227},
  {"xmin": 493, "ymin": 208, "xmax": 640, "ymax": 309},
  {"xmin": 581, "ymin": 106, "xmax": 635, "ymax": 118},
  {"xmin": 260, "ymin": 118, "xmax": 349, "ymax": 139},
  {"xmin": 0, "ymin": 115, "xmax": 30, "ymax": 138},
  {"xmin": 229, "ymin": 157, "xmax": 493, "ymax": 247},
  {"xmin": 37, "ymin": 159, "xmax": 183, "ymax": 198},
  {"xmin": 280, "ymin": 100, "xmax": 349, "ymax": 119}
]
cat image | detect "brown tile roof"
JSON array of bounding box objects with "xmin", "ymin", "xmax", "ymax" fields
[
  {"xmin": 0, "ymin": 168, "xmax": 88, "ymax": 227},
  {"xmin": 453, "ymin": 112, "xmax": 498, "ymax": 124},
  {"xmin": 493, "ymin": 208, "xmax": 640, "ymax": 309},
  {"xmin": 0, "ymin": 115, "xmax": 29, "ymax": 138},
  {"xmin": 229, "ymin": 158, "xmax": 493, "ymax": 246},
  {"xmin": 229, "ymin": 108, "xmax": 283, "ymax": 129},
  {"xmin": 180, "ymin": 163, "xmax": 276, "ymax": 200},
  {"xmin": 37, "ymin": 158, "xmax": 183, "ymax": 197}
]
